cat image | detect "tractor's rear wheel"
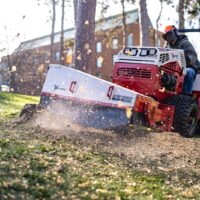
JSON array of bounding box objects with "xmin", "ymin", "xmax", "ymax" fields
[{"xmin": 165, "ymin": 94, "xmax": 198, "ymax": 137}]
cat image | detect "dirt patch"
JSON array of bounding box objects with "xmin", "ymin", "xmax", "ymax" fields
[{"xmin": 27, "ymin": 106, "xmax": 200, "ymax": 177}]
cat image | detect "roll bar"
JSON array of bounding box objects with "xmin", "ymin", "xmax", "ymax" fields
[{"xmin": 178, "ymin": 29, "xmax": 200, "ymax": 33}]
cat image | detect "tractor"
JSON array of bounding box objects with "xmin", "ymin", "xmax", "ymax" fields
[
  {"xmin": 21, "ymin": 29, "xmax": 200, "ymax": 137},
  {"xmin": 112, "ymin": 46, "xmax": 200, "ymax": 137}
]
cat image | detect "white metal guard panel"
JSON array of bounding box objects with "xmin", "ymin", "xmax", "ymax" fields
[
  {"xmin": 115, "ymin": 46, "xmax": 186, "ymax": 71},
  {"xmin": 42, "ymin": 64, "xmax": 147, "ymax": 108}
]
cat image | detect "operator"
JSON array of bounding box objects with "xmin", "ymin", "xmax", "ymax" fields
[{"xmin": 162, "ymin": 25, "xmax": 199, "ymax": 95}]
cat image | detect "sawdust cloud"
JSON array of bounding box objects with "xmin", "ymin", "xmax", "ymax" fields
[
  {"xmin": 32, "ymin": 102, "xmax": 82, "ymax": 132},
  {"xmin": 31, "ymin": 101, "xmax": 200, "ymax": 174}
]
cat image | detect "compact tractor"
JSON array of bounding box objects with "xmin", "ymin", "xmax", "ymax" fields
[
  {"xmin": 112, "ymin": 46, "xmax": 200, "ymax": 137},
  {"xmin": 36, "ymin": 44, "xmax": 200, "ymax": 138}
]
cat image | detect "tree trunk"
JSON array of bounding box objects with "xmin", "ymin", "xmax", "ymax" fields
[
  {"xmin": 121, "ymin": 0, "xmax": 128, "ymax": 47},
  {"xmin": 155, "ymin": 0, "xmax": 163, "ymax": 46},
  {"xmin": 73, "ymin": 0, "xmax": 78, "ymax": 26},
  {"xmin": 199, "ymin": 18, "xmax": 200, "ymax": 29},
  {"xmin": 60, "ymin": 0, "xmax": 65, "ymax": 65},
  {"xmin": 50, "ymin": 0, "xmax": 56, "ymax": 63},
  {"xmin": 139, "ymin": 0, "xmax": 150, "ymax": 46},
  {"xmin": 74, "ymin": 0, "xmax": 97, "ymax": 74},
  {"xmin": 8, "ymin": 55, "xmax": 15, "ymax": 92},
  {"xmin": 178, "ymin": 0, "xmax": 185, "ymax": 29}
]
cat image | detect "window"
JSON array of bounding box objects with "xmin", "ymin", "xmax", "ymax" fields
[
  {"xmin": 96, "ymin": 42, "xmax": 102, "ymax": 53},
  {"xmin": 127, "ymin": 34, "xmax": 133, "ymax": 46},
  {"xmin": 112, "ymin": 38, "xmax": 118, "ymax": 49},
  {"xmin": 55, "ymin": 51, "xmax": 60, "ymax": 61},
  {"xmin": 96, "ymin": 57, "xmax": 103, "ymax": 68},
  {"xmin": 112, "ymin": 54, "xmax": 118, "ymax": 65}
]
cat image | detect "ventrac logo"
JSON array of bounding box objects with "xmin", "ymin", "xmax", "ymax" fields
[
  {"xmin": 112, "ymin": 94, "xmax": 133, "ymax": 103},
  {"xmin": 171, "ymin": 53, "xmax": 179, "ymax": 59},
  {"xmin": 54, "ymin": 84, "xmax": 66, "ymax": 91}
]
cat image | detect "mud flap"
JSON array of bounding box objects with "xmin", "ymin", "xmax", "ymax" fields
[{"xmin": 40, "ymin": 96, "xmax": 131, "ymax": 134}]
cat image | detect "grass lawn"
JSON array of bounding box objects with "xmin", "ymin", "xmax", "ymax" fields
[
  {"xmin": 0, "ymin": 92, "xmax": 199, "ymax": 199},
  {"xmin": 0, "ymin": 92, "xmax": 39, "ymax": 117}
]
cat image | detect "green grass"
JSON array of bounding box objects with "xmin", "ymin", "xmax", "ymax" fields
[
  {"xmin": 0, "ymin": 125, "xmax": 177, "ymax": 200},
  {"xmin": 0, "ymin": 93, "xmax": 200, "ymax": 199},
  {"xmin": 0, "ymin": 92, "xmax": 39, "ymax": 117}
]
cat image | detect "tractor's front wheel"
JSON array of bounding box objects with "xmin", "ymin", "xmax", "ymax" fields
[{"xmin": 165, "ymin": 95, "xmax": 198, "ymax": 137}]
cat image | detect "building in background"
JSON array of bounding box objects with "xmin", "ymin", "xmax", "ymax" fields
[{"xmin": 0, "ymin": 9, "xmax": 164, "ymax": 95}]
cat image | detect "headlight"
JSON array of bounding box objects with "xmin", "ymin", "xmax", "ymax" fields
[
  {"xmin": 124, "ymin": 47, "xmax": 138, "ymax": 56},
  {"xmin": 140, "ymin": 49, "xmax": 149, "ymax": 56}
]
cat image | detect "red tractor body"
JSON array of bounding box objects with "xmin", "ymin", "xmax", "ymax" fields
[
  {"xmin": 113, "ymin": 62, "xmax": 184, "ymax": 101},
  {"xmin": 112, "ymin": 46, "xmax": 200, "ymax": 137}
]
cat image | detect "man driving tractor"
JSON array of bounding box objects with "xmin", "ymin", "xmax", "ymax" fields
[{"xmin": 162, "ymin": 25, "xmax": 199, "ymax": 95}]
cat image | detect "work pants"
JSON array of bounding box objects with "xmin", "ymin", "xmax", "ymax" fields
[{"xmin": 182, "ymin": 67, "xmax": 196, "ymax": 95}]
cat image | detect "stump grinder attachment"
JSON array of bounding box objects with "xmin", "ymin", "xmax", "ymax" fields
[
  {"xmin": 19, "ymin": 42, "xmax": 200, "ymax": 136},
  {"xmin": 19, "ymin": 64, "xmax": 175, "ymax": 133}
]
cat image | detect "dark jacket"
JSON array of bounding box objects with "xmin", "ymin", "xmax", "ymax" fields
[{"xmin": 168, "ymin": 35, "xmax": 199, "ymax": 72}]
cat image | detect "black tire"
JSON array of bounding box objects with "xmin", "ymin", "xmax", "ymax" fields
[{"xmin": 165, "ymin": 94, "xmax": 198, "ymax": 137}]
